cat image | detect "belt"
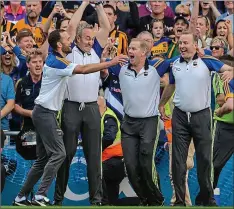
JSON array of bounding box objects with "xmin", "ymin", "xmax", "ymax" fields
[{"xmin": 64, "ymin": 99, "xmax": 97, "ymax": 111}]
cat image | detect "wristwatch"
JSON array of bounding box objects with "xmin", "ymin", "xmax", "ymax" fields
[{"xmin": 95, "ymin": 1, "xmax": 103, "ymax": 6}]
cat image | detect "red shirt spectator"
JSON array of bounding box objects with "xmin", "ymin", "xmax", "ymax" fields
[{"xmin": 4, "ymin": 2, "xmax": 26, "ymax": 24}]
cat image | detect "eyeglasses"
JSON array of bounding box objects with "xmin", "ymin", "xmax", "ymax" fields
[
  {"xmin": 2, "ymin": 51, "xmax": 13, "ymax": 55},
  {"xmin": 175, "ymin": 13, "xmax": 189, "ymax": 17},
  {"xmin": 210, "ymin": 46, "xmax": 223, "ymax": 51}
]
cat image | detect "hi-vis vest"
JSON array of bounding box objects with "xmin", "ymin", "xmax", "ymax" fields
[{"xmin": 101, "ymin": 107, "xmax": 121, "ymax": 144}]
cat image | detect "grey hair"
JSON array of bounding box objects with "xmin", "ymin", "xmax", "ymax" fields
[
  {"xmin": 76, "ymin": 22, "xmax": 93, "ymax": 38},
  {"xmin": 137, "ymin": 31, "xmax": 153, "ymax": 39}
]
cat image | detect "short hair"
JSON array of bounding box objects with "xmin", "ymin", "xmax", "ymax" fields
[
  {"xmin": 16, "ymin": 28, "xmax": 34, "ymax": 43},
  {"xmin": 130, "ymin": 38, "xmax": 149, "ymax": 53},
  {"xmin": 150, "ymin": 19, "xmax": 165, "ymax": 32},
  {"xmin": 219, "ymin": 55, "xmax": 234, "ymax": 67},
  {"xmin": 48, "ymin": 29, "xmax": 65, "ymax": 50},
  {"xmin": 26, "ymin": 49, "xmax": 43, "ymax": 63},
  {"xmin": 56, "ymin": 17, "xmax": 70, "ymax": 30},
  {"xmin": 137, "ymin": 31, "xmax": 153, "ymax": 40},
  {"xmin": 180, "ymin": 30, "xmax": 199, "ymax": 43},
  {"xmin": 211, "ymin": 36, "xmax": 228, "ymax": 51},
  {"xmin": 103, "ymin": 4, "xmax": 117, "ymax": 15},
  {"xmin": 76, "ymin": 22, "xmax": 93, "ymax": 38}
]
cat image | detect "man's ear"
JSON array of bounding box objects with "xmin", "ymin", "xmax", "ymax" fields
[
  {"xmin": 26, "ymin": 62, "xmax": 29, "ymax": 69},
  {"xmin": 57, "ymin": 41, "xmax": 62, "ymax": 49}
]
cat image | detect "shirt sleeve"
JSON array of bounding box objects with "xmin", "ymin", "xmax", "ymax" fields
[
  {"xmin": 201, "ymin": 56, "xmax": 225, "ymax": 72},
  {"xmin": 6, "ymin": 78, "xmax": 15, "ymax": 100},
  {"xmin": 55, "ymin": 63, "xmax": 77, "ymax": 77},
  {"xmin": 153, "ymin": 59, "xmax": 170, "ymax": 77},
  {"xmin": 106, "ymin": 58, "xmax": 122, "ymax": 76},
  {"xmin": 93, "ymin": 38, "xmax": 104, "ymax": 59}
]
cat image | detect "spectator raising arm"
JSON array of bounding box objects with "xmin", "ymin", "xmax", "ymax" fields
[
  {"xmin": 95, "ymin": 3, "xmax": 111, "ymax": 48},
  {"xmin": 189, "ymin": 1, "xmax": 199, "ymax": 34},
  {"xmin": 67, "ymin": 1, "xmax": 90, "ymax": 42}
]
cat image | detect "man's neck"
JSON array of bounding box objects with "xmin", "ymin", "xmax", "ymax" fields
[
  {"xmin": 30, "ymin": 73, "xmax": 41, "ymax": 83},
  {"xmin": 131, "ymin": 60, "xmax": 145, "ymax": 73},
  {"xmin": 184, "ymin": 52, "xmax": 196, "ymax": 63},
  {"xmin": 110, "ymin": 24, "xmax": 115, "ymax": 32},
  {"xmin": 28, "ymin": 16, "xmax": 39, "ymax": 26},
  {"xmin": 56, "ymin": 50, "xmax": 66, "ymax": 58},
  {"xmin": 202, "ymin": 8, "xmax": 209, "ymax": 16},
  {"xmin": 151, "ymin": 12, "xmax": 164, "ymax": 20},
  {"xmin": 11, "ymin": 4, "xmax": 21, "ymax": 15}
]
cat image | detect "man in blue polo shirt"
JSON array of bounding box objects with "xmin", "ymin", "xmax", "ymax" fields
[
  {"xmin": 1, "ymin": 72, "xmax": 15, "ymax": 131},
  {"xmin": 159, "ymin": 31, "xmax": 233, "ymax": 206}
]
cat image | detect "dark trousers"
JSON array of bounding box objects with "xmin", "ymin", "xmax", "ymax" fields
[
  {"xmin": 213, "ymin": 121, "xmax": 234, "ymax": 189},
  {"xmin": 54, "ymin": 100, "xmax": 102, "ymax": 204},
  {"xmin": 18, "ymin": 105, "xmax": 66, "ymax": 198},
  {"xmin": 172, "ymin": 107, "xmax": 214, "ymax": 206},
  {"xmin": 102, "ymin": 157, "xmax": 125, "ymax": 205},
  {"xmin": 1, "ymin": 164, "xmax": 6, "ymax": 192},
  {"xmin": 121, "ymin": 115, "xmax": 164, "ymax": 205}
]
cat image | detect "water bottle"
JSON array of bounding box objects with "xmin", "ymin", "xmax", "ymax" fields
[{"xmin": 214, "ymin": 188, "xmax": 220, "ymax": 206}]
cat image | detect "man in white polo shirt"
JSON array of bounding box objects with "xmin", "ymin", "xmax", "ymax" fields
[
  {"xmin": 54, "ymin": 1, "xmax": 112, "ymax": 206},
  {"xmin": 118, "ymin": 38, "xmax": 166, "ymax": 206},
  {"xmin": 13, "ymin": 29, "xmax": 124, "ymax": 207},
  {"xmin": 159, "ymin": 31, "xmax": 233, "ymax": 206}
]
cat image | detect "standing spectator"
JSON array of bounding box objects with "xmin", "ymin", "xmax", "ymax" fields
[
  {"xmin": 4, "ymin": 1, "xmax": 26, "ymax": 24},
  {"xmin": 85, "ymin": 1, "xmax": 139, "ymax": 34},
  {"xmin": 0, "ymin": 2, "xmax": 17, "ymax": 37},
  {"xmin": 14, "ymin": 49, "xmax": 43, "ymax": 131},
  {"xmin": 13, "ymin": 2, "xmax": 48, "ymax": 47},
  {"xmin": 137, "ymin": 1, "xmax": 174, "ymax": 36},
  {"xmin": 159, "ymin": 31, "xmax": 233, "ymax": 206},
  {"xmin": 199, "ymin": 1, "xmax": 221, "ymax": 29},
  {"xmin": 174, "ymin": 4, "xmax": 191, "ymax": 21},
  {"xmin": 0, "ymin": 72, "xmax": 15, "ymax": 131},
  {"xmin": 216, "ymin": 1, "xmax": 234, "ymax": 34},
  {"xmin": 213, "ymin": 20, "xmax": 233, "ymax": 50},
  {"xmin": 104, "ymin": 5, "xmax": 128, "ymax": 56}
]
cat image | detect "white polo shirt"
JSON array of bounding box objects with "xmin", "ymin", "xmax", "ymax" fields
[
  {"xmin": 118, "ymin": 61, "xmax": 165, "ymax": 118},
  {"xmin": 65, "ymin": 39, "xmax": 103, "ymax": 103},
  {"xmin": 35, "ymin": 51, "xmax": 77, "ymax": 111},
  {"xmin": 169, "ymin": 54, "xmax": 224, "ymax": 112}
]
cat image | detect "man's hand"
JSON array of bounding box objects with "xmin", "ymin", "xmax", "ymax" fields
[
  {"xmin": 220, "ymin": 71, "xmax": 233, "ymax": 83},
  {"xmin": 159, "ymin": 105, "xmax": 170, "ymax": 121},
  {"xmin": 110, "ymin": 54, "xmax": 128, "ymax": 66},
  {"xmin": 164, "ymin": 142, "xmax": 170, "ymax": 151}
]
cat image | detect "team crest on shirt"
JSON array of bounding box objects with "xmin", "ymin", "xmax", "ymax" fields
[
  {"xmin": 25, "ymin": 89, "xmax": 31, "ymax": 96},
  {"xmin": 173, "ymin": 66, "xmax": 181, "ymax": 72}
]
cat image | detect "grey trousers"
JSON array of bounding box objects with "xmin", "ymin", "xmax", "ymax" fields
[
  {"xmin": 54, "ymin": 100, "xmax": 102, "ymax": 204},
  {"xmin": 18, "ymin": 105, "xmax": 66, "ymax": 198}
]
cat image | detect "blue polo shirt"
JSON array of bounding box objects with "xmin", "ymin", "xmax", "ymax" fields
[{"xmin": 0, "ymin": 73, "xmax": 15, "ymax": 130}]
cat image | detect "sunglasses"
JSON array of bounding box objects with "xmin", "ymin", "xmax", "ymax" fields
[
  {"xmin": 2, "ymin": 51, "xmax": 13, "ymax": 55},
  {"xmin": 210, "ymin": 46, "xmax": 223, "ymax": 51},
  {"xmin": 175, "ymin": 13, "xmax": 189, "ymax": 17}
]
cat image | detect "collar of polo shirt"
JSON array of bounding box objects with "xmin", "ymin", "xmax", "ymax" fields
[
  {"xmin": 52, "ymin": 50, "xmax": 64, "ymax": 58},
  {"xmin": 127, "ymin": 59, "xmax": 149, "ymax": 71},
  {"xmin": 75, "ymin": 45, "xmax": 91, "ymax": 56},
  {"xmin": 179, "ymin": 53, "xmax": 199, "ymax": 63}
]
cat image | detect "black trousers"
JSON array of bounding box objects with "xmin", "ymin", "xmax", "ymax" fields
[
  {"xmin": 172, "ymin": 107, "xmax": 214, "ymax": 206},
  {"xmin": 1, "ymin": 164, "xmax": 6, "ymax": 192},
  {"xmin": 213, "ymin": 121, "xmax": 234, "ymax": 189},
  {"xmin": 102, "ymin": 157, "xmax": 125, "ymax": 205},
  {"xmin": 54, "ymin": 100, "xmax": 102, "ymax": 204},
  {"xmin": 121, "ymin": 115, "xmax": 164, "ymax": 206}
]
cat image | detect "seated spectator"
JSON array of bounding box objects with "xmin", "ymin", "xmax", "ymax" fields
[
  {"xmin": 213, "ymin": 19, "xmax": 233, "ymax": 50},
  {"xmin": 4, "ymin": 1, "xmax": 26, "ymax": 24},
  {"xmin": 0, "ymin": 72, "xmax": 15, "ymax": 131},
  {"xmin": 137, "ymin": 1, "xmax": 174, "ymax": 36},
  {"xmin": 199, "ymin": 1, "xmax": 221, "ymax": 29},
  {"xmin": 13, "ymin": 2, "xmax": 48, "ymax": 47},
  {"xmin": 210, "ymin": 36, "xmax": 228, "ymax": 59},
  {"xmin": 0, "ymin": 2, "xmax": 17, "ymax": 37},
  {"xmin": 104, "ymin": 5, "xmax": 128, "ymax": 56}
]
